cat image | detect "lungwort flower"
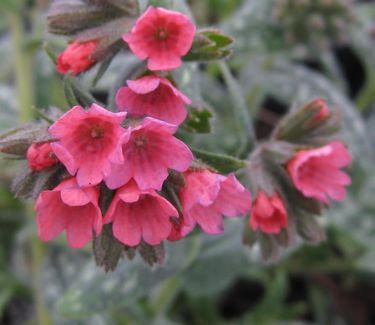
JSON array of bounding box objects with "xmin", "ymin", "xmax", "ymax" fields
[
  {"xmin": 36, "ymin": 178, "xmax": 102, "ymax": 248},
  {"xmin": 287, "ymin": 141, "xmax": 352, "ymax": 203},
  {"xmin": 105, "ymin": 117, "xmax": 193, "ymax": 190},
  {"xmin": 116, "ymin": 75, "xmax": 190, "ymax": 125},
  {"xmin": 104, "ymin": 180, "xmax": 178, "ymax": 246},
  {"xmin": 178, "ymin": 170, "xmax": 251, "ymax": 235},
  {"xmin": 49, "ymin": 104, "xmax": 126, "ymax": 187},
  {"xmin": 123, "ymin": 6, "xmax": 196, "ymax": 71}
]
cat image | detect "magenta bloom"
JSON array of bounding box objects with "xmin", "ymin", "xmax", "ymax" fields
[
  {"xmin": 287, "ymin": 142, "xmax": 352, "ymax": 203},
  {"xmin": 104, "ymin": 180, "xmax": 178, "ymax": 246},
  {"xmin": 49, "ymin": 104, "xmax": 126, "ymax": 187},
  {"xmin": 56, "ymin": 40, "xmax": 98, "ymax": 76},
  {"xmin": 123, "ymin": 6, "xmax": 196, "ymax": 71},
  {"xmin": 116, "ymin": 75, "xmax": 190, "ymax": 125},
  {"xmin": 105, "ymin": 117, "xmax": 193, "ymax": 190},
  {"xmin": 27, "ymin": 143, "xmax": 58, "ymax": 171},
  {"xmin": 179, "ymin": 170, "xmax": 251, "ymax": 235},
  {"xmin": 250, "ymin": 192, "xmax": 288, "ymax": 235},
  {"xmin": 36, "ymin": 178, "xmax": 102, "ymax": 248}
]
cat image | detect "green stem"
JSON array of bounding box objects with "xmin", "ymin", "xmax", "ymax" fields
[
  {"xmin": 219, "ymin": 61, "xmax": 256, "ymax": 158},
  {"xmin": 8, "ymin": 11, "xmax": 51, "ymax": 325},
  {"xmin": 356, "ymin": 74, "xmax": 375, "ymax": 112},
  {"xmin": 8, "ymin": 12, "xmax": 33, "ymax": 123}
]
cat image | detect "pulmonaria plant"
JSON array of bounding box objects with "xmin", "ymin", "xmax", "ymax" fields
[{"xmin": 0, "ymin": 2, "xmax": 353, "ymax": 270}]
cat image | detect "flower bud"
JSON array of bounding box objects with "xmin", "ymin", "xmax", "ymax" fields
[
  {"xmin": 57, "ymin": 40, "xmax": 98, "ymax": 76},
  {"xmin": 272, "ymin": 98, "xmax": 339, "ymax": 146},
  {"xmin": 250, "ymin": 191, "xmax": 288, "ymax": 235},
  {"xmin": 27, "ymin": 143, "xmax": 58, "ymax": 171}
]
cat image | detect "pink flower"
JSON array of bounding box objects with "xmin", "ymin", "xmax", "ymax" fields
[
  {"xmin": 116, "ymin": 75, "xmax": 190, "ymax": 125},
  {"xmin": 49, "ymin": 104, "xmax": 126, "ymax": 187},
  {"xmin": 36, "ymin": 178, "xmax": 102, "ymax": 248},
  {"xmin": 104, "ymin": 180, "xmax": 178, "ymax": 246},
  {"xmin": 27, "ymin": 143, "xmax": 58, "ymax": 171},
  {"xmin": 287, "ymin": 142, "xmax": 352, "ymax": 203},
  {"xmin": 105, "ymin": 117, "xmax": 193, "ymax": 190},
  {"xmin": 179, "ymin": 170, "xmax": 251, "ymax": 235},
  {"xmin": 250, "ymin": 192, "xmax": 288, "ymax": 235},
  {"xmin": 123, "ymin": 6, "xmax": 196, "ymax": 71},
  {"xmin": 56, "ymin": 40, "xmax": 98, "ymax": 76}
]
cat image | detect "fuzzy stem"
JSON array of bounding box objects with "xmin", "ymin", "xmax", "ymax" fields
[
  {"xmin": 219, "ymin": 61, "xmax": 256, "ymax": 158},
  {"xmin": 9, "ymin": 11, "xmax": 51, "ymax": 325}
]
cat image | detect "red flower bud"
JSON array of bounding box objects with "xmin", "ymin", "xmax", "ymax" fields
[
  {"xmin": 250, "ymin": 192, "xmax": 288, "ymax": 235},
  {"xmin": 310, "ymin": 98, "xmax": 330, "ymax": 123},
  {"xmin": 27, "ymin": 143, "xmax": 58, "ymax": 171},
  {"xmin": 56, "ymin": 40, "xmax": 98, "ymax": 76}
]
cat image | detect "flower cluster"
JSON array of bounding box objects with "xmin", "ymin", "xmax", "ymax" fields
[
  {"xmin": 29, "ymin": 6, "xmax": 252, "ymax": 251},
  {"xmin": 0, "ymin": 2, "xmax": 352, "ymax": 269},
  {"xmin": 247, "ymin": 99, "xmax": 352, "ymax": 257}
]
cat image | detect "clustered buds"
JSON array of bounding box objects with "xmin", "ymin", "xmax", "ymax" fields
[
  {"xmin": 1, "ymin": 2, "xmax": 354, "ymax": 269},
  {"xmin": 271, "ymin": 0, "xmax": 356, "ymax": 49}
]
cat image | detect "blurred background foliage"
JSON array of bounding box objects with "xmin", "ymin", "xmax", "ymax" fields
[{"xmin": 1, "ymin": 0, "xmax": 375, "ymax": 324}]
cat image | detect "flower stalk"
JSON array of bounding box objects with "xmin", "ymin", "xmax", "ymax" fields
[{"xmin": 8, "ymin": 10, "xmax": 51, "ymax": 325}]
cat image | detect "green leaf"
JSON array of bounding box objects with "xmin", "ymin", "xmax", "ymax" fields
[
  {"xmin": 203, "ymin": 30, "xmax": 233, "ymax": 47},
  {"xmin": 182, "ymin": 106, "xmax": 212, "ymax": 133},
  {"xmin": 43, "ymin": 42, "xmax": 57, "ymax": 65},
  {"xmin": 180, "ymin": 222, "xmax": 255, "ymax": 297},
  {"xmin": 183, "ymin": 30, "xmax": 234, "ymax": 62},
  {"xmin": 219, "ymin": 61, "xmax": 256, "ymax": 157},
  {"xmin": 0, "ymin": 123, "xmax": 52, "ymax": 156},
  {"xmin": 57, "ymin": 238, "xmax": 199, "ymax": 318},
  {"xmin": 63, "ymin": 75, "xmax": 99, "ymax": 108},
  {"xmin": 192, "ymin": 148, "xmax": 247, "ymax": 174},
  {"xmin": 47, "ymin": 0, "xmax": 123, "ymax": 35}
]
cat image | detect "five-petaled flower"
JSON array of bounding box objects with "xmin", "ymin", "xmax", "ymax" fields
[
  {"xmin": 250, "ymin": 191, "xmax": 288, "ymax": 235},
  {"xmin": 287, "ymin": 141, "xmax": 352, "ymax": 203},
  {"xmin": 36, "ymin": 178, "xmax": 102, "ymax": 248},
  {"xmin": 178, "ymin": 170, "xmax": 251, "ymax": 235},
  {"xmin": 49, "ymin": 104, "xmax": 126, "ymax": 187},
  {"xmin": 56, "ymin": 40, "xmax": 98, "ymax": 76},
  {"xmin": 105, "ymin": 117, "xmax": 193, "ymax": 190},
  {"xmin": 27, "ymin": 143, "xmax": 58, "ymax": 171},
  {"xmin": 104, "ymin": 180, "xmax": 178, "ymax": 246},
  {"xmin": 123, "ymin": 6, "xmax": 196, "ymax": 71},
  {"xmin": 116, "ymin": 75, "xmax": 191, "ymax": 125}
]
